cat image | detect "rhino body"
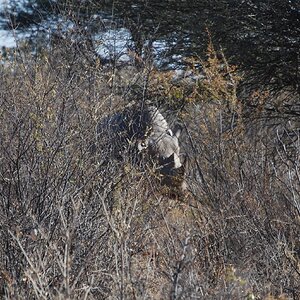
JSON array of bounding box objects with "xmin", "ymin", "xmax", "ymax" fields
[{"xmin": 97, "ymin": 104, "xmax": 186, "ymax": 192}]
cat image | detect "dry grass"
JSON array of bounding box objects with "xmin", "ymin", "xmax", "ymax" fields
[{"xmin": 0, "ymin": 41, "xmax": 300, "ymax": 300}]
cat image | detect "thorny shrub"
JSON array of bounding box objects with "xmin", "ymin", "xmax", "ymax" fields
[{"xmin": 0, "ymin": 39, "xmax": 300, "ymax": 300}]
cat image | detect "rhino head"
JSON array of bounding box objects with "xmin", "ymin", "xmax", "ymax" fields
[
  {"xmin": 97, "ymin": 104, "xmax": 187, "ymax": 193},
  {"xmin": 137, "ymin": 106, "xmax": 187, "ymax": 193}
]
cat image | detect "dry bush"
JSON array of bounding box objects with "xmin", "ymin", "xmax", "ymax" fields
[{"xmin": 0, "ymin": 39, "xmax": 300, "ymax": 300}]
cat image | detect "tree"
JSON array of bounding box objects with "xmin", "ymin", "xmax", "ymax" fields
[{"xmin": 1, "ymin": 0, "xmax": 299, "ymax": 96}]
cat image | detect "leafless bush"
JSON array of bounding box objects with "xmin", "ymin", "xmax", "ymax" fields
[{"xmin": 0, "ymin": 38, "xmax": 299, "ymax": 300}]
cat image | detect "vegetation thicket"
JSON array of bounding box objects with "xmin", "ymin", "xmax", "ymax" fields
[{"xmin": 0, "ymin": 1, "xmax": 300, "ymax": 299}]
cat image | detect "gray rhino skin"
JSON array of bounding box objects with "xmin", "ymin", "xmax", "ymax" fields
[
  {"xmin": 137, "ymin": 106, "xmax": 182, "ymax": 167},
  {"xmin": 98, "ymin": 104, "xmax": 186, "ymax": 192}
]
